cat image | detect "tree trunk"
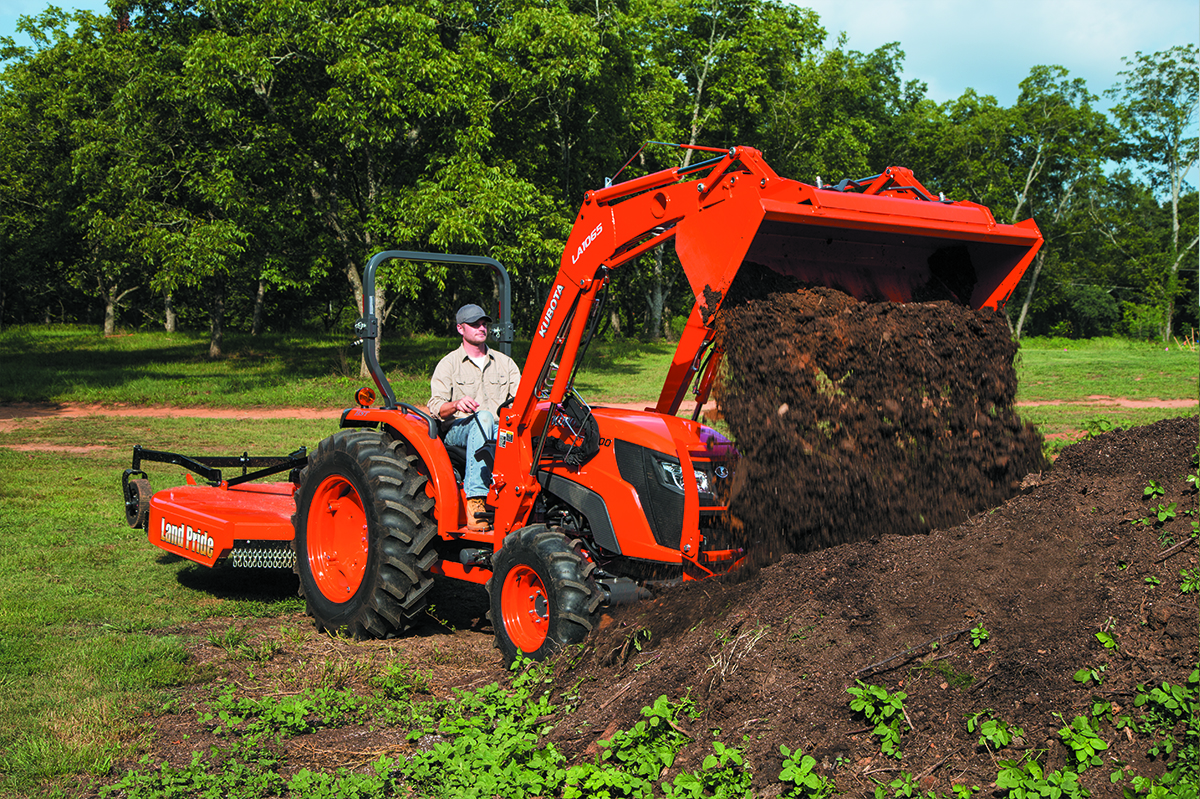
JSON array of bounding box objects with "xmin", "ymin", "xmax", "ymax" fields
[
  {"xmin": 1014, "ymin": 251, "xmax": 1046, "ymax": 339},
  {"xmin": 104, "ymin": 285, "xmax": 117, "ymax": 336},
  {"xmin": 101, "ymin": 282, "xmax": 137, "ymax": 335},
  {"xmin": 646, "ymin": 246, "xmax": 665, "ymax": 341},
  {"xmin": 208, "ymin": 283, "xmax": 225, "ymax": 359},
  {"xmin": 164, "ymin": 291, "xmax": 176, "ymax": 333},
  {"xmin": 251, "ymin": 278, "xmax": 266, "ymax": 336}
]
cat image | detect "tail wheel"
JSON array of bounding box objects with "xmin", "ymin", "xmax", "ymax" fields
[
  {"xmin": 488, "ymin": 526, "xmax": 604, "ymax": 663},
  {"xmin": 124, "ymin": 477, "xmax": 152, "ymax": 530},
  {"xmin": 292, "ymin": 429, "xmax": 436, "ymax": 639}
]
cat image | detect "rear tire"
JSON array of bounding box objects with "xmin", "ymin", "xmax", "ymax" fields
[
  {"xmin": 292, "ymin": 429, "xmax": 436, "ymax": 639},
  {"xmin": 488, "ymin": 526, "xmax": 604, "ymax": 663}
]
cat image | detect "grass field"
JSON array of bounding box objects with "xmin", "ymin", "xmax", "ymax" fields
[{"xmin": 0, "ymin": 326, "xmax": 1196, "ymax": 796}]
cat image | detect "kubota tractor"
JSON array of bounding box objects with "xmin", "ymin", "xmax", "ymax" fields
[{"xmin": 122, "ymin": 145, "xmax": 1042, "ymax": 662}]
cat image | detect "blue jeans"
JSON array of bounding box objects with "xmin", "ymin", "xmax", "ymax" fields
[{"xmin": 443, "ymin": 410, "xmax": 497, "ymax": 499}]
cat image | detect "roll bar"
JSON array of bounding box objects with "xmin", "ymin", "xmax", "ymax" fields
[{"xmin": 355, "ymin": 250, "xmax": 513, "ymax": 410}]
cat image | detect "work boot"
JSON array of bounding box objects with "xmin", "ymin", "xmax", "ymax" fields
[{"xmin": 466, "ymin": 497, "xmax": 491, "ymax": 532}]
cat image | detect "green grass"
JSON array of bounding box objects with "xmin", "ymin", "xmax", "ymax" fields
[
  {"xmin": 0, "ymin": 420, "xmax": 329, "ymax": 796},
  {"xmin": 1014, "ymin": 337, "xmax": 1198, "ymax": 446},
  {"xmin": 0, "ymin": 325, "xmax": 681, "ymax": 409},
  {"xmin": 1016, "ymin": 336, "xmax": 1198, "ymax": 403}
]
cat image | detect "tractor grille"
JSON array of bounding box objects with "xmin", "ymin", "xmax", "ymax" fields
[
  {"xmin": 614, "ymin": 439, "xmax": 685, "ymax": 550},
  {"xmin": 229, "ymin": 541, "xmax": 296, "ymax": 569}
]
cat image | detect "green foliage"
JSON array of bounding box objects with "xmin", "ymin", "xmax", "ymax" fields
[
  {"xmin": 1121, "ymin": 669, "xmax": 1200, "ymax": 780},
  {"xmin": 2, "ymin": 0, "xmax": 1195, "ymax": 348},
  {"xmin": 661, "ymin": 739, "xmax": 754, "ymax": 799},
  {"xmin": 1145, "ymin": 480, "xmax": 1167, "ymax": 498},
  {"xmin": 1095, "ymin": 631, "xmax": 1120, "ymax": 650},
  {"xmin": 101, "ymin": 746, "xmax": 289, "ymax": 799},
  {"xmin": 966, "ymin": 710, "xmax": 1025, "ymax": 751},
  {"xmin": 970, "ymin": 624, "xmax": 990, "ymax": 649},
  {"xmin": 371, "ymin": 660, "xmax": 431, "ymax": 700},
  {"xmin": 995, "ymin": 754, "xmax": 1089, "ymax": 799},
  {"xmin": 603, "ymin": 695, "xmax": 693, "ymax": 778},
  {"xmin": 779, "ymin": 744, "xmax": 833, "ymax": 798},
  {"xmin": 1179, "ymin": 569, "xmax": 1200, "ymax": 594},
  {"xmin": 1074, "ymin": 664, "xmax": 1108, "ymax": 687},
  {"xmin": 1055, "ymin": 713, "xmax": 1109, "ymax": 770},
  {"xmin": 1085, "ymin": 416, "xmax": 1118, "ymax": 437},
  {"xmin": 847, "ymin": 680, "xmax": 909, "ymax": 759}
]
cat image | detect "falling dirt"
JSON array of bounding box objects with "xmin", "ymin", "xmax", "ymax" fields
[{"xmin": 714, "ymin": 275, "xmax": 1047, "ymax": 556}]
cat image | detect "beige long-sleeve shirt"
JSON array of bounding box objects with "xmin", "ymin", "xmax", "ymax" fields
[{"xmin": 428, "ymin": 344, "xmax": 521, "ymax": 422}]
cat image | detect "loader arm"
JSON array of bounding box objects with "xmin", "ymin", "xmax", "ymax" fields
[
  {"xmin": 510, "ymin": 145, "xmax": 1043, "ymax": 427},
  {"xmin": 493, "ymin": 145, "xmax": 1042, "ymax": 539}
]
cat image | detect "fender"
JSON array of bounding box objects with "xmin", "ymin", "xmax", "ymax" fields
[{"xmin": 340, "ymin": 407, "xmax": 460, "ymax": 533}]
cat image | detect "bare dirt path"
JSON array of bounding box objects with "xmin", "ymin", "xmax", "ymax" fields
[
  {"xmin": 0, "ymin": 394, "xmax": 1193, "ymax": 430},
  {"xmin": 1, "ymin": 398, "xmax": 1191, "ymax": 453}
]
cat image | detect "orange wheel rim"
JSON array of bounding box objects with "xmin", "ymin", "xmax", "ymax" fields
[
  {"xmin": 307, "ymin": 475, "xmax": 368, "ymax": 602},
  {"xmin": 501, "ymin": 564, "xmax": 549, "ymax": 652}
]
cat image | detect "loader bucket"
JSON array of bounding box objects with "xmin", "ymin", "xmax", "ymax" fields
[
  {"xmin": 743, "ymin": 186, "xmax": 1042, "ymax": 311},
  {"xmin": 657, "ymin": 158, "xmax": 1042, "ymax": 414}
]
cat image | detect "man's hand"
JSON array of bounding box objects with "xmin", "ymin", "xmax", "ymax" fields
[{"xmin": 440, "ymin": 397, "xmax": 479, "ymax": 418}]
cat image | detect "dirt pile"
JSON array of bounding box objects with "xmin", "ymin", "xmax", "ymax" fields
[
  {"xmin": 548, "ymin": 416, "xmax": 1199, "ymax": 795},
  {"xmin": 714, "ymin": 271, "xmax": 1047, "ymax": 556}
]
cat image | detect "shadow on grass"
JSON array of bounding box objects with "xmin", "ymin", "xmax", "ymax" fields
[
  {"xmin": 162, "ymin": 552, "xmax": 494, "ymax": 640},
  {"xmin": 174, "ymin": 562, "xmax": 300, "ymax": 604},
  {"xmin": 2, "ymin": 325, "xmax": 671, "ymax": 405}
]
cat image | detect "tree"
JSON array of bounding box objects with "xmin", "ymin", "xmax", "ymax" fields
[
  {"xmin": 0, "ymin": 7, "xmax": 147, "ymax": 333},
  {"xmin": 1004, "ymin": 66, "xmax": 1112, "ymax": 338},
  {"xmin": 1107, "ymin": 44, "xmax": 1200, "ymax": 341},
  {"xmin": 619, "ymin": 0, "xmax": 829, "ymax": 338},
  {"xmin": 180, "ymin": 0, "xmax": 565, "ymax": 368}
]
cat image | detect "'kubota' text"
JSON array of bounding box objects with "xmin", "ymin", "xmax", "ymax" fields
[{"xmin": 538, "ymin": 284, "xmax": 565, "ymax": 338}]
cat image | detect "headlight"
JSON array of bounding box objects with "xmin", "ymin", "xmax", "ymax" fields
[{"xmin": 659, "ymin": 461, "xmax": 712, "ymax": 495}]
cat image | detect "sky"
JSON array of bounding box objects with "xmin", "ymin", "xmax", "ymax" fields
[
  {"xmin": 3, "ymin": 0, "xmax": 1198, "ymax": 111},
  {"xmin": 797, "ymin": 0, "xmax": 1198, "ymax": 109}
]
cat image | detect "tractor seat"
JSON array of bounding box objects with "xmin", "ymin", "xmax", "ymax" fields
[
  {"xmin": 440, "ymin": 439, "xmax": 493, "ymax": 486},
  {"xmin": 444, "ymin": 443, "xmax": 468, "ymax": 476}
]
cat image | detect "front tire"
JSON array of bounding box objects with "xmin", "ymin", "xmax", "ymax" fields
[
  {"xmin": 292, "ymin": 429, "xmax": 436, "ymax": 639},
  {"xmin": 488, "ymin": 526, "xmax": 604, "ymax": 663}
]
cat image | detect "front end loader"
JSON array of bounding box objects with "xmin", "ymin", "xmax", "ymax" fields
[{"xmin": 122, "ymin": 145, "xmax": 1042, "ymax": 662}]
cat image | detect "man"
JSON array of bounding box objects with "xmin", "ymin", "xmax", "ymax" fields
[{"xmin": 428, "ymin": 304, "xmax": 521, "ymax": 531}]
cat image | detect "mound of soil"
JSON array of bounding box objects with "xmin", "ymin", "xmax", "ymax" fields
[
  {"xmin": 548, "ymin": 416, "xmax": 1199, "ymax": 795},
  {"xmin": 714, "ymin": 272, "xmax": 1047, "ymax": 556}
]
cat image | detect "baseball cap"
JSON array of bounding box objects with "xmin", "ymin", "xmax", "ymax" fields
[{"xmin": 456, "ymin": 304, "xmax": 491, "ymax": 325}]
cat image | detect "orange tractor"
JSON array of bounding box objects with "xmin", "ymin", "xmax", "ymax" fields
[{"xmin": 122, "ymin": 145, "xmax": 1042, "ymax": 662}]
